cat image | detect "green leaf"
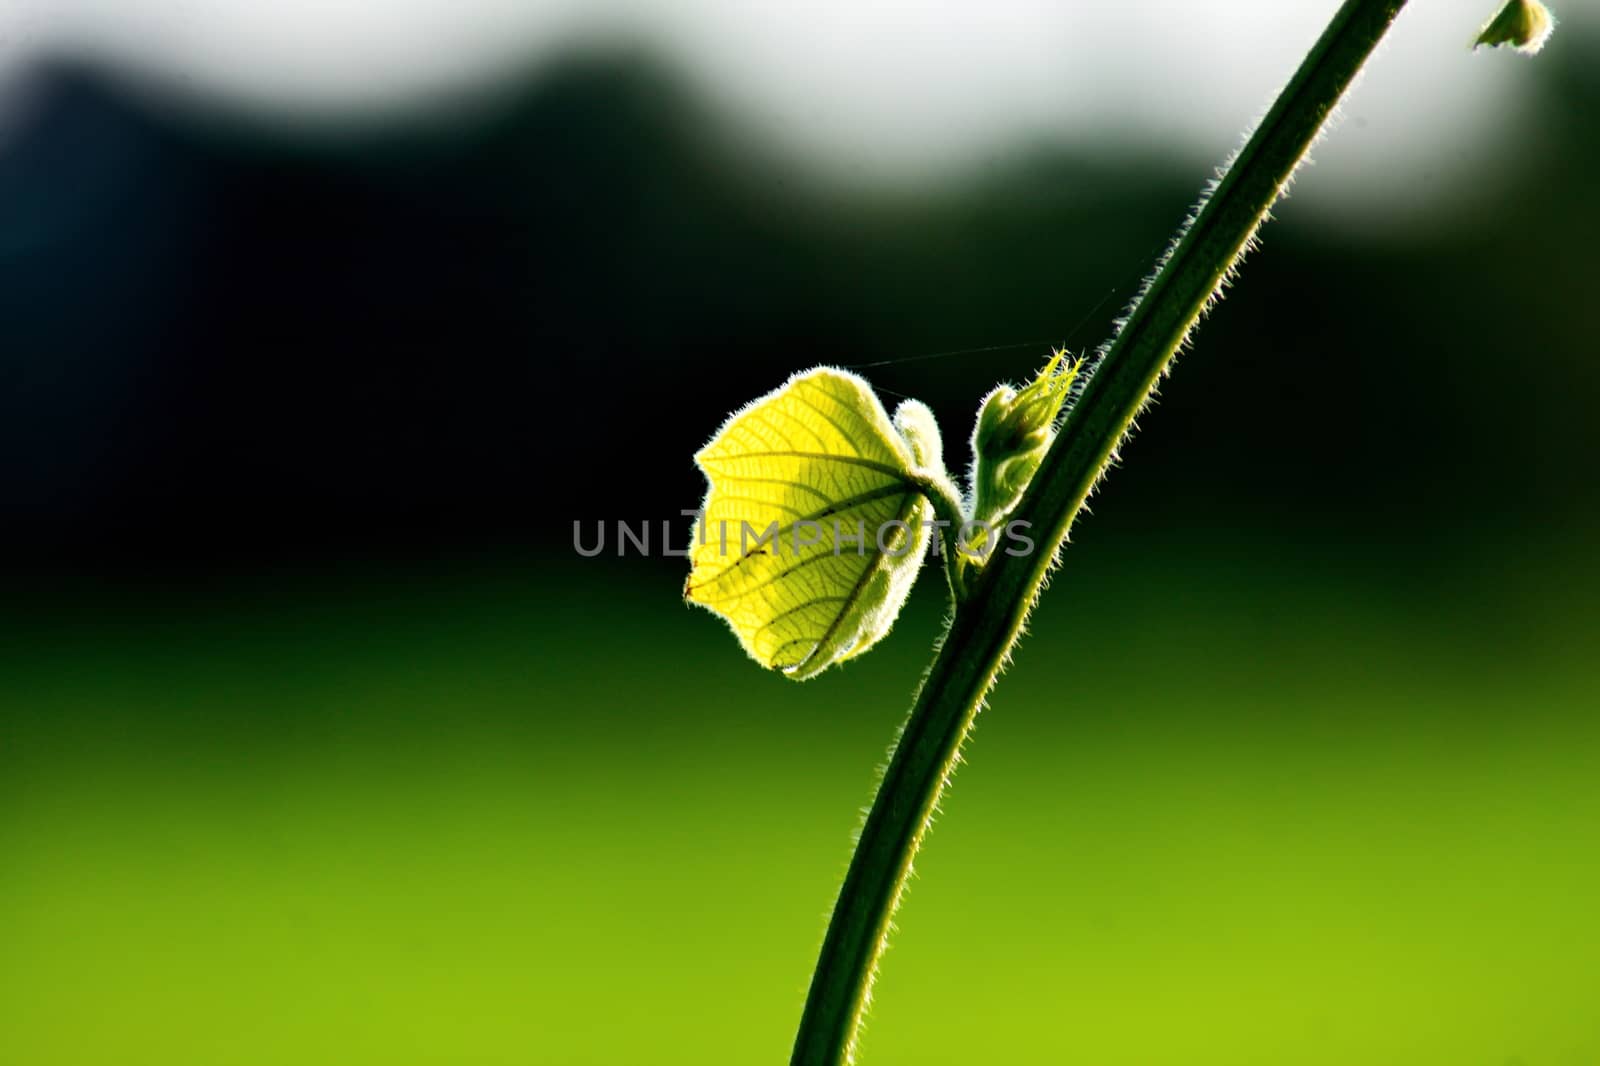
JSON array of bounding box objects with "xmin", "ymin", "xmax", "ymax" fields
[
  {"xmin": 685, "ymin": 368, "xmax": 946, "ymax": 680},
  {"xmin": 1474, "ymin": 0, "xmax": 1555, "ymax": 54}
]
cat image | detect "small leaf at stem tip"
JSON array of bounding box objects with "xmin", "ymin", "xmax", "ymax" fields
[{"xmin": 1474, "ymin": 0, "xmax": 1555, "ymax": 55}]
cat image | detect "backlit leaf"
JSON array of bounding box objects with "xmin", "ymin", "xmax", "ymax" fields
[
  {"xmin": 685, "ymin": 368, "xmax": 942, "ymax": 680},
  {"xmin": 1474, "ymin": 0, "xmax": 1555, "ymax": 54}
]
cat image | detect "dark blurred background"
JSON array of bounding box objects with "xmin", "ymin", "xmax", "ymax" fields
[{"xmin": 2, "ymin": 2, "xmax": 1597, "ymax": 1063}]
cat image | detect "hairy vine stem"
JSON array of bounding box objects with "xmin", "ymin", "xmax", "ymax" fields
[{"xmin": 791, "ymin": 2, "xmax": 1410, "ymax": 1062}]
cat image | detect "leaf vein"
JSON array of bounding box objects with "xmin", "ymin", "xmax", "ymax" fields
[
  {"xmin": 789, "ymin": 492, "xmax": 918, "ymax": 673},
  {"xmin": 788, "ymin": 390, "xmax": 868, "ymax": 458},
  {"xmin": 753, "ymin": 596, "xmax": 851, "ymax": 640},
  {"xmin": 698, "ymin": 451, "xmax": 906, "ymax": 480},
  {"xmin": 694, "ymin": 483, "xmax": 914, "ymax": 592}
]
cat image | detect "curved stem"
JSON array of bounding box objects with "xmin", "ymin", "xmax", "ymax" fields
[
  {"xmin": 790, "ymin": 2, "xmax": 1409, "ymax": 1062},
  {"xmin": 909, "ymin": 471, "xmax": 972, "ymax": 601}
]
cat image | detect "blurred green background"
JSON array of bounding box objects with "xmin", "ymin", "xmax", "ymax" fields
[{"xmin": 2, "ymin": 1, "xmax": 1598, "ymax": 1063}]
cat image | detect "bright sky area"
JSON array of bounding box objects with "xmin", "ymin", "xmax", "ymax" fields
[{"xmin": 1, "ymin": 0, "xmax": 1593, "ymax": 225}]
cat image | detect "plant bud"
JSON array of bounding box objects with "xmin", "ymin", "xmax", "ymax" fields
[
  {"xmin": 1474, "ymin": 0, "xmax": 1555, "ymax": 55},
  {"xmin": 970, "ymin": 351, "xmax": 1079, "ymax": 526}
]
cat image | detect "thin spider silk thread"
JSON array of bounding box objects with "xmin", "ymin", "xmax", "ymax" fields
[{"xmin": 840, "ymin": 230, "xmax": 1168, "ymax": 384}]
